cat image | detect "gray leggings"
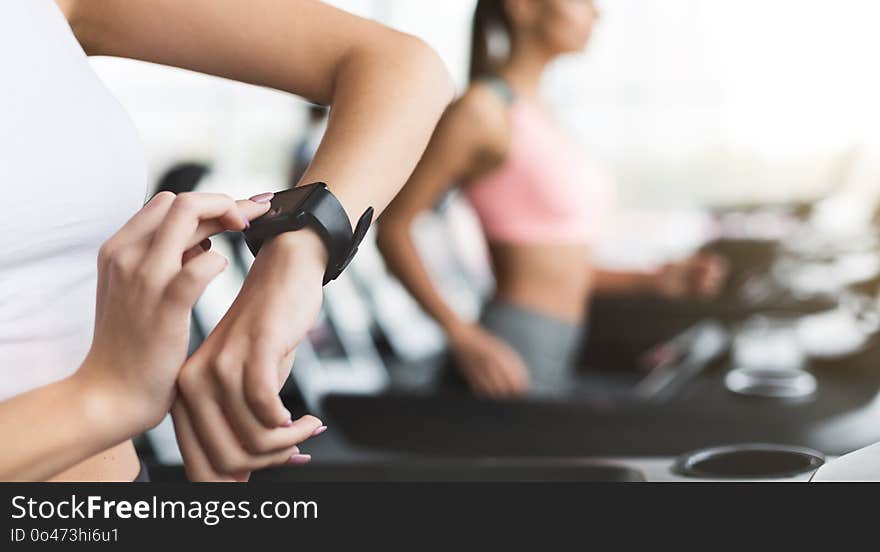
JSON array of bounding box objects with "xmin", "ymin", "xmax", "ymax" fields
[{"xmin": 445, "ymin": 300, "xmax": 584, "ymax": 397}]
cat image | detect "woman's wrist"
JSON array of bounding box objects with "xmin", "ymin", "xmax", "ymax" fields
[
  {"xmin": 68, "ymin": 350, "xmax": 173, "ymax": 443},
  {"xmin": 444, "ymin": 318, "xmax": 478, "ymax": 343},
  {"xmin": 261, "ymin": 228, "xmax": 328, "ymax": 279},
  {"xmin": 69, "ymin": 362, "xmax": 155, "ymax": 444},
  {"xmin": 624, "ymin": 270, "xmax": 663, "ymax": 295},
  {"xmin": 652, "ymin": 265, "xmax": 687, "ymax": 297},
  {"xmin": 648, "ymin": 270, "xmax": 667, "ymax": 294}
]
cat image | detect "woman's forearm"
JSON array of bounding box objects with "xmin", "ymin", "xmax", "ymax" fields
[
  {"xmin": 376, "ymin": 220, "xmax": 468, "ymax": 336},
  {"xmin": 0, "ymin": 369, "xmax": 139, "ymax": 481},
  {"xmin": 296, "ymin": 37, "xmax": 454, "ymax": 223},
  {"xmin": 593, "ymin": 268, "xmax": 658, "ymax": 296},
  {"xmin": 64, "ymin": 0, "xmax": 454, "ymax": 223}
]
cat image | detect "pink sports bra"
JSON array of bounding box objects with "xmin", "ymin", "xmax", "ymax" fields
[{"xmin": 464, "ymin": 83, "xmax": 615, "ymax": 246}]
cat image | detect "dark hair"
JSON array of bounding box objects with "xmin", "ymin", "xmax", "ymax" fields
[{"xmin": 470, "ymin": 0, "xmax": 513, "ymax": 82}]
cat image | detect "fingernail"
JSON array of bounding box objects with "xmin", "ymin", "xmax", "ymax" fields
[
  {"xmin": 240, "ymin": 214, "xmax": 250, "ymax": 230},
  {"xmin": 249, "ymin": 192, "xmax": 275, "ymax": 204},
  {"xmin": 282, "ymin": 419, "xmax": 293, "ymax": 428},
  {"xmin": 287, "ymin": 454, "xmax": 312, "ymax": 466},
  {"xmin": 311, "ymin": 425, "xmax": 328, "ymax": 437}
]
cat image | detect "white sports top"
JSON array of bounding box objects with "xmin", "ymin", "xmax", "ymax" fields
[{"xmin": 0, "ymin": 1, "xmax": 147, "ymax": 400}]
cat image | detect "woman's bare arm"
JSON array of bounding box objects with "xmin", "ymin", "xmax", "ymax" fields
[
  {"xmin": 377, "ymin": 86, "xmax": 509, "ymax": 335},
  {"xmin": 377, "ymin": 86, "xmax": 530, "ymax": 398},
  {"xmin": 0, "ymin": 373, "xmax": 133, "ymax": 481},
  {"xmin": 592, "ymin": 268, "xmax": 658, "ymax": 296},
  {"xmin": 60, "ymin": 0, "xmax": 454, "ymax": 222},
  {"xmin": 594, "ymin": 252, "xmax": 728, "ymax": 299},
  {"xmin": 0, "ymin": 193, "xmax": 276, "ymax": 481}
]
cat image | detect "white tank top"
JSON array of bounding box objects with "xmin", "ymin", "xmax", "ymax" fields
[{"xmin": 0, "ymin": 1, "xmax": 147, "ymax": 400}]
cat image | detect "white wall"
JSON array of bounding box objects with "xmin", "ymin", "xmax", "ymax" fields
[{"xmin": 545, "ymin": 0, "xmax": 880, "ymax": 206}]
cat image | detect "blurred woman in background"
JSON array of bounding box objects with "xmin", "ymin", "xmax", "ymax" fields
[{"xmin": 378, "ymin": 0, "xmax": 725, "ymax": 398}]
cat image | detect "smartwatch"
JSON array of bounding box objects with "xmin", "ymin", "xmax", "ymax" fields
[{"xmin": 242, "ymin": 183, "xmax": 374, "ymax": 285}]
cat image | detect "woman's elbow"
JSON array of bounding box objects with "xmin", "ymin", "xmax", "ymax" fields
[
  {"xmin": 398, "ymin": 35, "xmax": 455, "ymax": 105},
  {"xmin": 382, "ymin": 33, "xmax": 456, "ymax": 109},
  {"xmin": 330, "ymin": 31, "xmax": 454, "ymax": 116}
]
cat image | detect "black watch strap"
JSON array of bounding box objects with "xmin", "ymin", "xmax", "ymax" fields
[{"xmin": 242, "ymin": 183, "xmax": 374, "ymax": 285}]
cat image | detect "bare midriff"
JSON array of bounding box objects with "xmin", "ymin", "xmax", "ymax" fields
[{"xmin": 489, "ymin": 242, "xmax": 593, "ymax": 323}]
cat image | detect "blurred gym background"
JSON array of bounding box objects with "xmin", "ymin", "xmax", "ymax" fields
[{"xmin": 89, "ymin": 0, "xmax": 880, "ymax": 480}]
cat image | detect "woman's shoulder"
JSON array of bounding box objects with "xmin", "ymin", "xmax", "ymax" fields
[
  {"xmin": 445, "ymin": 82, "xmax": 514, "ymax": 160},
  {"xmin": 456, "ymin": 82, "xmax": 513, "ymax": 125}
]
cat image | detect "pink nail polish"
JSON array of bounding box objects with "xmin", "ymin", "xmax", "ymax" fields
[
  {"xmin": 282, "ymin": 419, "xmax": 293, "ymax": 428},
  {"xmin": 249, "ymin": 192, "xmax": 275, "ymax": 204},
  {"xmin": 287, "ymin": 454, "xmax": 312, "ymax": 466},
  {"xmin": 312, "ymin": 426, "xmax": 328, "ymax": 437}
]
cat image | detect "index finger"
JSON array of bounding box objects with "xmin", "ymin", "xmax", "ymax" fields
[
  {"xmin": 106, "ymin": 191, "xmax": 177, "ymax": 249},
  {"xmin": 144, "ymin": 193, "xmax": 256, "ymax": 274}
]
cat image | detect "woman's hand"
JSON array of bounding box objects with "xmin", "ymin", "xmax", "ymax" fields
[
  {"xmin": 654, "ymin": 252, "xmax": 729, "ymax": 300},
  {"xmin": 77, "ymin": 191, "xmax": 270, "ymax": 435},
  {"xmin": 172, "ymin": 230, "xmax": 327, "ymax": 481},
  {"xmin": 448, "ymin": 323, "xmax": 531, "ymax": 399},
  {"xmin": 0, "ymin": 192, "xmax": 270, "ymax": 481}
]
